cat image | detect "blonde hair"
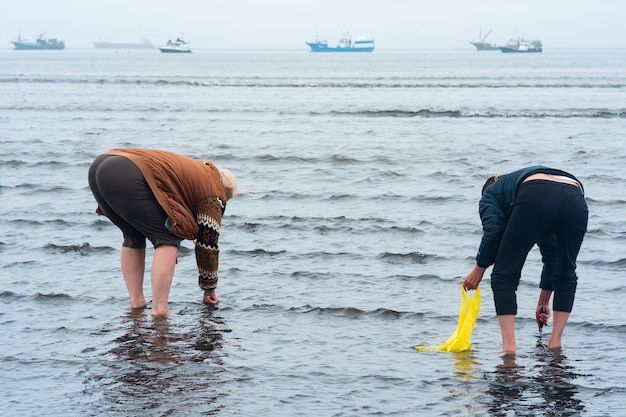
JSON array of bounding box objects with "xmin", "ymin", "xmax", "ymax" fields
[{"xmin": 217, "ymin": 167, "xmax": 240, "ymax": 200}]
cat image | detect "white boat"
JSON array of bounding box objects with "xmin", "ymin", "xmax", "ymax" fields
[{"xmin": 158, "ymin": 38, "xmax": 191, "ymax": 53}]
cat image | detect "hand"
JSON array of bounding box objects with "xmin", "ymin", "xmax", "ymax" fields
[
  {"xmin": 203, "ymin": 289, "xmax": 219, "ymax": 305},
  {"xmin": 536, "ymin": 305, "xmax": 550, "ymax": 330},
  {"xmin": 463, "ymin": 265, "xmax": 486, "ymax": 290}
]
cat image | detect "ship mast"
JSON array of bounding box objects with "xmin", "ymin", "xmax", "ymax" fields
[{"xmin": 480, "ymin": 28, "xmax": 493, "ymax": 42}]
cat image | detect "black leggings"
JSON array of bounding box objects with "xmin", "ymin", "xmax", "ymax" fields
[
  {"xmin": 88, "ymin": 155, "xmax": 182, "ymax": 249},
  {"xmin": 490, "ymin": 180, "xmax": 588, "ymax": 315}
]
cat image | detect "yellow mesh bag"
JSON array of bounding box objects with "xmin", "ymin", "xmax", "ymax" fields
[{"xmin": 415, "ymin": 286, "xmax": 481, "ymax": 352}]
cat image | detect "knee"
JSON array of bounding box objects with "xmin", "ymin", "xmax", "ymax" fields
[{"xmin": 551, "ymin": 274, "xmax": 578, "ymax": 292}]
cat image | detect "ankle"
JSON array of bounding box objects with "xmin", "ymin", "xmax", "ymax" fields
[
  {"xmin": 151, "ymin": 307, "xmax": 172, "ymax": 316},
  {"xmin": 547, "ymin": 338, "xmax": 562, "ymax": 349},
  {"xmin": 129, "ymin": 296, "xmax": 147, "ymax": 309},
  {"xmin": 501, "ymin": 337, "xmax": 516, "ymax": 353},
  {"xmin": 151, "ymin": 301, "xmax": 171, "ymax": 316}
]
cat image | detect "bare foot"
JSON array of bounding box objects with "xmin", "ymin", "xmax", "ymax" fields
[
  {"xmin": 151, "ymin": 308, "xmax": 174, "ymax": 316},
  {"xmin": 496, "ymin": 349, "xmax": 517, "ymax": 356},
  {"xmin": 547, "ymin": 340, "xmax": 562, "ymax": 350},
  {"xmin": 130, "ymin": 296, "xmax": 147, "ymax": 310}
]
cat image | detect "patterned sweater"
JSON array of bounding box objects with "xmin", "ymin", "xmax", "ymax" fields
[{"xmin": 195, "ymin": 196, "xmax": 225, "ymax": 290}]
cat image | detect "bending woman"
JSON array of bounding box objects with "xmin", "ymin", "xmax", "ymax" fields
[
  {"xmin": 88, "ymin": 148, "xmax": 240, "ymax": 315},
  {"xmin": 463, "ymin": 166, "xmax": 588, "ymax": 353}
]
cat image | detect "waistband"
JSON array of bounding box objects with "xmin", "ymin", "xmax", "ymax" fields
[{"xmin": 519, "ymin": 179, "xmax": 584, "ymax": 195}]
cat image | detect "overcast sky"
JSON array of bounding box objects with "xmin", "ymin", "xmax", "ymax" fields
[{"xmin": 1, "ymin": 0, "xmax": 625, "ymax": 50}]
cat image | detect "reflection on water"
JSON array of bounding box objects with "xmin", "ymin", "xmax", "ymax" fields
[
  {"xmin": 452, "ymin": 350, "xmax": 483, "ymax": 382},
  {"xmin": 446, "ymin": 351, "xmax": 485, "ymax": 416},
  {"xmin": 487, "ymin": 352, "xmax": 525, "ymax": 415},
  {"xmin": 486, "ymin": 342, "xmax": 585, "ymax": 417},
  {"xmin": 83, "ymin": 307, "xmax": 230, "ymax": 416},
  {"xmin": 531, "ymin": 345, "xmax": 585, "ymax": 416}
]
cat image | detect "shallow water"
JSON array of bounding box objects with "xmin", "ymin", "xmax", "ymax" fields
[{"xmin": 1, "ymin": 48, "xmax": 625, "ymax": 416}]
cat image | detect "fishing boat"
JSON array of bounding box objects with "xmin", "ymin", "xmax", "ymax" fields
[
  {"xmin": 93, "ymin": 40, "xmax": 154, "ymax": 49},
  {"xmin": 158, "ymin": 38, "xmax": 191, "ymax": 53},
  {"xmin": 500, "ymin": 37, "xmax": 543, "ymax": 53},
  {"xmin": 11, "ymin": 32, "xmax": 65, "ymax": 50},
  {"xmin": 469, "ymin": 28, "xmax": 499, "ymax": 51},
  {"xmin": 306, "ymin": 34, "xmax": 375, "ymax": 52}
]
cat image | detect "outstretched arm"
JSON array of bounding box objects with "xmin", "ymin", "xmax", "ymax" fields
[
  {"xmin": 463, "ymin": 265, "xmax": 486, "ymax": 291},
  {"xmin": 195, "ymin": 197, "xmax": 225, "ymax": 304}
]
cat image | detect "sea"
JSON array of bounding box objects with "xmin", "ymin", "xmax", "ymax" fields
[{"xmin": 1, "ymin": 47, "xmax": 625, "ymax": 417}]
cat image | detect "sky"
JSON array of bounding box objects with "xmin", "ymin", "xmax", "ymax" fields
[{"xmin": 1, "ymin": 0, "xmax": 625, "ymax": 50}]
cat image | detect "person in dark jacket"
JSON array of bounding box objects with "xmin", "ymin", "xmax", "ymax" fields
[{"xmin": 463, "ymin": 166, "xmax": 588, "ymax": 353}]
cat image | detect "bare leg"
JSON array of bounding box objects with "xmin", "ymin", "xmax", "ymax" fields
[
  {"xmin": 548, "ymin": 311, "xmax": 570, "ymax": 349},
  {"xmin": 497, "ymin": 315, "xmax": 517, "ymax": 353},
  {"xmin": 121, "ymin": 247, "xmax": 147, "ymax": 309},
  {"xmin": 151, "ymin": 245, "xmax": 178, "ymax": 316}
]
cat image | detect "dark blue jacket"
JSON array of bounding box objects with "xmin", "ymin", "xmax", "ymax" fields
[{"xmin": 476, "ymin": 166, "xmax": 583, "ymax": 286}]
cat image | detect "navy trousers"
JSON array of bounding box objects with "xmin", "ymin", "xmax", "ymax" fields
[{"xmin": 490, "ymin": 180, "xmax": 588, "ymax": 315}]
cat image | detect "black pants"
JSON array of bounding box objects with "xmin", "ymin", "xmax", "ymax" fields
[
  {"xmin": 491, "ymin": 180, "xmax": 588, "ymax": 315},
  {"xmin": 88, "ymin": 154, "xmax": 182, "ymax": 248}
]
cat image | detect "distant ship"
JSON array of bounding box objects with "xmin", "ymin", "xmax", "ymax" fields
[
  {"xmin": 306, "ymin": 34, "xmax": 375, "ymax": 52},
  {"xmin": 158, "ymin": 37, "xmax": 192, "ymax": 53},
  {"xmin": 500, "ymin": 37, "xmax": 543, "ymax": 53},
  {"xmin": 469, "ymin": 28, "xmax": 498, "ymax": 51},
  {"xmin": 93, "ymin": 40, "xmax": 154, "ymax": 49},
  {"xmin": 11, "ymin": 32, "xmax": 65, "ymax": 50}
]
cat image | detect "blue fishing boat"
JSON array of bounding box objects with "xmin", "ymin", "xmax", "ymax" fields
[{"xmin": 306, "ymin": 34, "xmax": 375, "ymax": 52}]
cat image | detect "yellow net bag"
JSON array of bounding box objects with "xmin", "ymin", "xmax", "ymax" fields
[{"xmin": 415, "ymin": 286, "xmax": 481, "ymax": 352}]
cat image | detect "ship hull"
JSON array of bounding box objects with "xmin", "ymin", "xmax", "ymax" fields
[
  {"xmin": 12, "ymin": 41, "xmax": 64, "ymax": 50},
  {"xmin": 500, "ymin": 47, "xmax": 542, "ymax": 53},
  {"xmin": 306, "ymin": 42, "xmax": 374, "ymax": 53},
  {"xmin": 470, "ymin": 42, "xmax": 499, "ymax": 51},
  {"xmin": 158, "ymin": 47, "xmax": 192, "ymax": 53}
]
